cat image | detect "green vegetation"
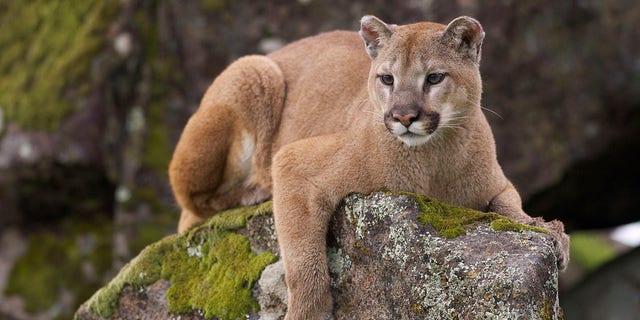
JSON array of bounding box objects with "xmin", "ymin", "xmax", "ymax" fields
[
  {"xmin": 5, "ymin": 218, "xmax": 113, "ymax": 317},
  {"xmin": 406, "ymin": 192, "xmax": 548, "ymax": 238},
  {"xmin": 490, "ymin": 218, "xmax": 548, "ymax": 234},
  {"xmin": 143, "ymin": 102, "xmax": 173, "ymax": 175},
  {"xmin": 164, "ymin": 233, "xmax": 276, "ymax": 318},
  {"xmin": 570, "ymin": 231, "xmax": 617, "ymax": 271},
  {"xmin": 200, "ymin": 0, "xmax": 229, "ymax": 11},
  {"xmin": 81, "ymin": 201, "xmax": 277, "ymax": 319},
  {"xmin": 0, "ymin": 1, "xmax": 118, "ymax": 130}
]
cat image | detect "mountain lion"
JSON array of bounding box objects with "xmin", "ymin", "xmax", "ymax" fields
[{"xmin": 169, "ymin": 15, "xmax": 570, "ymax": 319}]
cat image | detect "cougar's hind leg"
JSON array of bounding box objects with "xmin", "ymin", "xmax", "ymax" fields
[
  {"xmin": 169, "ymin": 55, "xmax": 285, "ymax": 232},
  {"xmin": 230, "ymin": 55, "xmax": 286, "ymax": 197},
  {"xmin": 170, "ymin": 103, "xmax": 241, "ymax": 232},
  {"xmin": 210, "ymin": 55, "xmax": 286, "ymax": 207}
]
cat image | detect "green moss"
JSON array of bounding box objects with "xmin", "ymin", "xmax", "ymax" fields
[
  {"xmin": 5, "ymin": 217, "xmax": 113, "ymax": 314},
  {"xmin": 143, "ymin": 102, "xmax": 172, "ymax": 174},
  {"xmin": 569, "ymin": 231, "xmax": 617, "ymax": 271},
  {"xmin": 164, "ymin": 233, "xmax": 277, "ymax": 318},
  {"xmin": 82, "ymin": 236, "xmax": 170, "ymax": 316},
  {"xmin": 200, "ymin": 0, "xmax": 229, "ymax": 11},
  {"xmin": 404, "ymin": 192, "xmax": 547, "ymax": 238},
  {"xmin": 490, "ymin": 218, "xmax": 548, "ymax": 234},
  {"xmin": 0, "ymin": 1, "xmax": 118, "ymax": 131},
  {"xmin": 81, "ymin": 201, "xmax": 278, "ymax": 319},
  {"xmin": 6, "ymin": 233, "xmax": 66, "ymax": 311}
]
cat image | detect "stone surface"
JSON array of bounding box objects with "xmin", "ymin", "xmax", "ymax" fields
[
  {"xmin": 256, "ymin": 260, "xmax": 287, "ymax": 320},
  {"xmin": 75, "ymin": 193, "xmax": 562, "ymax": 319},
  {"xmin": 330, "ymin": 193, "xmax": 561, "ymax": 319}
]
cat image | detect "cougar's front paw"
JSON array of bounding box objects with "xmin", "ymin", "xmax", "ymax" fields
[
  {"xmin": 284, "ymin": 288, "xmax": 334, "ymax": 320},
  {"xmin": 530, "ymin": 218, "xmax": 570, "ymax": 270},
  {"xmin": 547, "ymin": 220, "xmax": 570, "ymax": 271},
  {"xmin": 284, "ymin": 311, "xmax": 335, "ymax": 320}
]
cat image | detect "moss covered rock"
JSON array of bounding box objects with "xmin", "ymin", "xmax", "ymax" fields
[
  {"xmin": 0, "ymin": 0, "xmax": 118, "ymax": 131},
  {"xmin": 76, "ymin": 193, "xmax": 562, "ymax": 320},
  {"xmin": 331, "ymin": 193, "xmax": 561, "ymax": 319},
  {"xmin": 75, "ymin": 202, "xmax": 277, "ymax": 320}
]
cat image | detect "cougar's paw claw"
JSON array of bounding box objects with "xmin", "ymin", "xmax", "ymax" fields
[
  {"xmin": 548, "ymin": 220, "xmax": 570, "ymax": 271},
  {"xmin": 529, "ymin": 218, "xmax": 570, "ymax": 270}
]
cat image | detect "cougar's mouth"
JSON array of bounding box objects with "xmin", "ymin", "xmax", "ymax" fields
[
  {"xmin": 387, "ymin": 123, "xmax": 435, "ymax": 147},
  {"xmin": 382, "ymin": 109, "xmax": 442, "ymax": 146}
]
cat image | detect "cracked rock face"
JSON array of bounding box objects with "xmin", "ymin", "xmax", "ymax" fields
[{"xmin": 76, "ymin": 193, "xmax": 561, "ymax": 319}]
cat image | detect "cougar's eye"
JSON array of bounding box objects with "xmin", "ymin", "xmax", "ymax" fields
[
  {"xmin": 426, "ymin": 73, "xmax": 445, "ymax": 85},
  {"xmin": 379, "ymin": 74, "xmax": 394, "ymax": 86}
]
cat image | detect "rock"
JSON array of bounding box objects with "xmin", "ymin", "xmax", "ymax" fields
[
  {"xmin": 75, "ymin": 202, "xmax": 280, "ymax": 320},
  {"xmin": 330, "ymin": 193, "xmax": 561, "ymax": 319},
  {"xmin": 75, "ymin": 193, "xmax": 562, "ymax": 319},
  {"xmin": 256, "ymin": 260, "xmax": 287, "ymax": 320}
]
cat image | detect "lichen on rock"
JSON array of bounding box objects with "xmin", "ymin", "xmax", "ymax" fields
[
  {"xmin": 330, "ymin": 192, "xmax": 562, "ymax": 319},
  {"xmin": 256, "ymin": 260, "xmax": 288, "ymax": 320},
  {"xmin": 77, "ymin": 192, "xmax": 562, "ymax": 319}
]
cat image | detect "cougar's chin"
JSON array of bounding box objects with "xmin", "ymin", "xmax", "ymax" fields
[
  {"xmin": 397, "ymin": 132, "xmax": 433, "ymax": 147},
  {"xmin": 387, "ymin": 122, "xmax": 435, "ymax": 147}
]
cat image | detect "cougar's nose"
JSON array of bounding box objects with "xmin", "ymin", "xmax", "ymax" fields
[{"xmin": 392, "ymin": 111, "xmax": 418, "ymax": 127}]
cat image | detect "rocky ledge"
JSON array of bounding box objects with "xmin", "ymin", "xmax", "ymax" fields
[{"xmin": 75, "ymin": 192, "xmax": 562, "ymax": 320}]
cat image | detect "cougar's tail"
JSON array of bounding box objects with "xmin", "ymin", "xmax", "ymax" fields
[{"xmin": 169, "ymin": 55, "xmax": 285, "ymax": 229}]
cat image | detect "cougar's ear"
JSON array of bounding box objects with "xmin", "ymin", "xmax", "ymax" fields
[
  {"xmin": 442, "ymin": 16, "xmax": 485, "ymax": 63},
  {"xmin": 359, "ymin": 15, "xmax": 393, "ymax": 59}
]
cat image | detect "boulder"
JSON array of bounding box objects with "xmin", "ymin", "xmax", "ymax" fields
[{"xmin": 75, "ymin": 193, "xmax": 562, "ymax": 320}]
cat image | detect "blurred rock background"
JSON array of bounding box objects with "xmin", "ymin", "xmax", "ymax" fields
[{"xmin": 0, "ymin": 0, "xmax": 638, "ymax": 319}]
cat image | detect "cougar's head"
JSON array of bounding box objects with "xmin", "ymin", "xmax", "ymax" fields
[{"xmin": 359, "ymin": 15, "xmax": 485, "ymax": 147}]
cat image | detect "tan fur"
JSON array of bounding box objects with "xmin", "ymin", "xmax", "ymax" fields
[
  {"xmin": 169, "ymin": 16, "xmax": 569, "ymax": 319},
  {"xmin": 169, "ymin": 55, "xmax": 285, "ymax": 229}
]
